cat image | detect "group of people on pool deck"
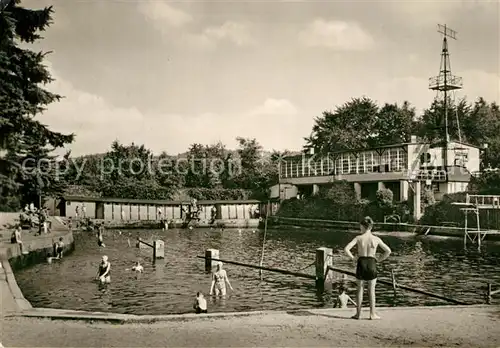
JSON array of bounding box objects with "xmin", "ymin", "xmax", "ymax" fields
[{"xmin": 94, "ymin": 215, "xmax": 390, "ymax": 318}]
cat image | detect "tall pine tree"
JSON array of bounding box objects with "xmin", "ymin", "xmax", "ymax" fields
[{"xmin": 0, "ymin": 0, "xmax": 73, "ymax": 210}]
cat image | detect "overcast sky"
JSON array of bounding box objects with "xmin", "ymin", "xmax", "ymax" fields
[{"xmin": 23, "ymin": 0, "xmax": 499, "ymax": 156}]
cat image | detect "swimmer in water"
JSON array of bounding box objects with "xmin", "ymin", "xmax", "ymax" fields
[
  {"xmin": 95, "ymin": 255, "xmax": 111, "ymax": 284},
  {"xmin": 97, "ymin": 223, "xmax": 105, "ymax": 247},
  {"xmin": 126, "ymin": 261, "xmax": 144, "ymax": 273},
  {"xmin": 193, "ymin": 292, "xmax": 208, "ymax": 314},
  {"xmin": 344, "ymin": 216, "xmax": 391, "ymax": 320},
  {"xmin": 333, "ymin": 285, "xmax": 356, "ymax": 309},
  {"xmin": 54, "ymin": 237, "xmax": 65, "ymax": 259},
  {"xmin": 209, "ymin": 262, "xmax": 233, "ymax": 297}
]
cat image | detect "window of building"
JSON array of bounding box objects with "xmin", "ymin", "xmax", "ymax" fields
[
  {"xmin": 420, "ymin": 152, "xmax": 431, "ymax": 165},
  {"xmin": 372, "ymin": 152, "xmax": 381, "ymax": 172},
  {"xmin": 316, "ymin": 159, "xmax": 325, "ymax": 175},
  {"xmin": 296, "ymin": 161, "xmax": 303, "ymax": 176},
  {"xmin": 358, "ymin": 152, "xmax": 366, "ymax": 173},
  {"xmin": 380, "ymin": 150, "xmax": 390, "ymax": 172},
  {"xmin": 341, "ymin": 155, "xmax": 350, "ymax": 174},
  {"xmin": 349, "ymin": 154, "xmax": 357, "ymax": 174},
  {"xmin": 366, "ymin": 151, "xmax": 374, "ymax": 172},
  {"xmin": 388, "ymin": 149, "xmax": 398, "ymax": 171},
  {"xmin": 325, "ymin": 156, "xmax": 332, "ymax": 174},
  {"xmin": 396, "ymin": 150, "xmax": 408, "ymax": 171},
  {"xmin": 335, "ymin": 157, "xmax": 341, "ymax": 175}
]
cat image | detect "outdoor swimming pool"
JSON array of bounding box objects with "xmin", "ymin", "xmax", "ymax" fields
[{"xmin": 13, "ymin": 227, "xmax": 500, "ymax": 315}]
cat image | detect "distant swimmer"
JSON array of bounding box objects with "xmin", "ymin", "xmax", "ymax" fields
[
  {"xmin": 344, "ymin": 216, "xmax": 391, "ymax": 320},
  {"xmin": 209, "ymin": 262, "xmax": 234, "ymax": 297},
  {"xmin": 54, "ymin": 237, "xmax": 65, "ymax": 259},
  {"xmin": 333, "ymin": 285, "xmax": 356, "ymax": 309},
  {"xmin": 126, "ymin": 261, "xmax": 144, "ymax": 273},
  {"xmin": 97, "ymin": 223, "xmax": 105, "ymax": 247},
  {"xmin": 96, "ymin": 255, "xmax": 111, "ymax": 284},
  {"xmin": 193, "ymin": 292, "xmax": 208, "ymax": 314}
]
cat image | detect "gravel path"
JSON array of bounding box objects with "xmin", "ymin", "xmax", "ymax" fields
[{"xmin": 1, "ymin": 306, "xmax": 500, "ymax": 347}]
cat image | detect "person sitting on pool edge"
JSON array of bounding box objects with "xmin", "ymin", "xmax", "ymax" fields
[
  {"xmin": 209, "ymin": 262, "xmax": 234, "ymax": 297},
  {"xmin": 344, "ymin": 216, "xmax": 391, "ymax": 320},
  {"xmin": 333, "ymin": 285, "xmax": 356, "ymax": 309},
  {"xmin": 96, "ymin": 255, "xmax": 111, "ymax": 284},
  {"xmin": 193, "ymin": 292, "xmax": 208, "ymax": 314},
  {"xmin": 54, "ymin": 237, "xmax": 65, "ymax": 259}
]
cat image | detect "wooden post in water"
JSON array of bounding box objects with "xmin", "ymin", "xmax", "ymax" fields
[
  {"xmin": 391, "ymin": 270, "xmax": 397, "ymax": 296},
  {"xmin": 487, "ymin": 283, "xmax": 492, "ymax": 304},
  {"xmin": 153, "ymin": 240, "xmax": 157, "ymax": 259},
  {"xmin": 205, "ymin": 249, "xmax": 219, "ymax": 273},
  {"xmin": 315, "ymin": 247, "xmax": 332, "ymax": 291},
  {"xmin": 155, "ymin": 240, "xmax": 165, "ymax": 259}
]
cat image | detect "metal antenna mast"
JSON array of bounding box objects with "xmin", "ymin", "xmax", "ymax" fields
[{"xmin": 429, "ymin": 24, "xmax": 462, "ymax": 174}]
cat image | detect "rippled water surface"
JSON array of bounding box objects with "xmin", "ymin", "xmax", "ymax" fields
[{"xmin": 13, "ymin": 227, "xmax": 500, "ymax": 315}]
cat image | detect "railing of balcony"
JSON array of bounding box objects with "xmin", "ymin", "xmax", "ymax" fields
[{"xmin": 416, "ymin": 169, "xmax": 447, "ymax": 182}]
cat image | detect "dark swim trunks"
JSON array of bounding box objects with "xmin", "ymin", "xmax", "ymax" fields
[{"xmin": 356, "ymin": 257, "xmax": 377, "ymax": 281}]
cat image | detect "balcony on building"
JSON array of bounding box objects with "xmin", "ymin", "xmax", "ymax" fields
[{"xmin": 277, "ymin": 136, "xmax": 481, "ymax": 202}]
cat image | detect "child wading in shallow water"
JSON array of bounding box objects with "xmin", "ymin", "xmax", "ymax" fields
[
  {"xmin": 54, "ymin": 237, "xmax": 65, "ymax": 259},
  {"xmin": 96, "ymin": 255, "xmax": 111, "ymax": 284},
  {"xmin": 193, "ymin": 292, "xmax": 207, "ymax": 314}
]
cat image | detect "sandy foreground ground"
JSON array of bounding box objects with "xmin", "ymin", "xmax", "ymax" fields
[{"xmin": 1, "ymin": 306, "xmax": 500, "ymax": 347}]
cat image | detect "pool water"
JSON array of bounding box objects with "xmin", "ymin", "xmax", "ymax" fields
[{"xmin": 13, "ymin": 227, "xmax": 500, "ymax": 315}]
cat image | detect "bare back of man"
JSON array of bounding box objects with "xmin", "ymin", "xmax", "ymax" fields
[{"xmin": 345, "ymin": 216, "xmax": 391, "ymax": 320}]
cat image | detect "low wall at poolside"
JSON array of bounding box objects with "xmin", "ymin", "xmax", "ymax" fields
[
  {"xmin": 0, "ymin": 217, "xmax": 74, "ymax": 312},
  {"xmin": 71, "ymin": 218, "xmax": 260, "ymax": 230},
  {"xmin": 269, "ymin": 216, "xmax": 406, "ymax": 232},
  {"xmin": 270, "ymin": 216, "xmax": 500, "ymax": 241},
  {"xmin": 6, "ymin": 230, "xmax": 75, "ymax": 271}
]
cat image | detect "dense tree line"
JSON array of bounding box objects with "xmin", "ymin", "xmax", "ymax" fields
[
  {"xmin": 306, "ymin": 97, "xmax": 500, "ymax": 169},
  {"xmin": 2, "ymin": 1, "xmax": 500, "ymax": 211},
  {"xmin": 63, "ymin": 139, "xmax": 286, "ymax": 202}
]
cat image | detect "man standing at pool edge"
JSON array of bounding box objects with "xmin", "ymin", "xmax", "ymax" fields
[{"xmin": 344, "ymin": 216, "xmax": 391, "ymax": 320}]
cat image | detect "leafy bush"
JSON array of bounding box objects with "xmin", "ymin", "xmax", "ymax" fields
[
  {"xmin": 421, "ymin": 187, "xmax": 435, "ymax": 206},
  {"xmin": 317, "ymin": 180, "xmax": 356, "ymax": 204},
  {"xmin": 101, "ymin": 179, "xmax": 175, "ymax": 200},
  {"xmin": 420, "ymin": 192, "xmax": 468, "ymax": 227},
  {"xmin": 276, "ymin": 191, "xmax": 414, "ymax": 223},
  {"xmin": 278, "ymin": 196, "xmax": 376, "ymax": 222},
  {"xmin": 0, "ymin": 196, "xmax": 21, "ymax": 212},
  {"xmin": 184, "ymin": 188, "xmax": 253, "ymax": 200},
  {"xmin": 419, "ymin": 200, "xmax": 464, "ymax": 227},
  {"xmin": 376, "ymin": 188, "xmax": 393, "ymax": 206}
]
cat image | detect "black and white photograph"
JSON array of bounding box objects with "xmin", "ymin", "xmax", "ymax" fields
[{"xmin": 0, "ymin": 0, "xmax": 499, "ymax": 346}]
